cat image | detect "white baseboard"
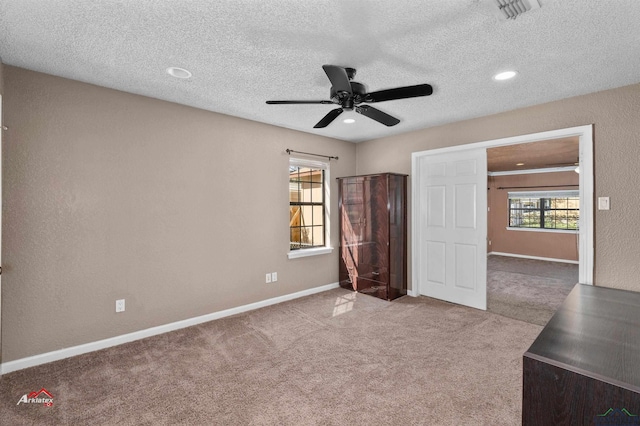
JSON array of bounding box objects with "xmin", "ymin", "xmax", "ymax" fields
[
  {"xmin": 1, "ymin": 282, "xmax": 340, "ymax": 375},
  {"xmin": 407, "ymin": 289, "xmax": 418, "ymax": 297},
  {"xmin": 489, "ymin": 251, "xmax": 579, "ymax": 265}
]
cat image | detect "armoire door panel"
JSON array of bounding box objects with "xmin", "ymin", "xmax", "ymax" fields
[{"xmin": 359, "ymin": 242, "xmax": 388, "ymax": 268}]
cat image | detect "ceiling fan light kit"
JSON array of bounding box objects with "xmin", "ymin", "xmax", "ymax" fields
[{"xmin": 266, "ymin": 65, "xmax": 433, "ymax": 129}]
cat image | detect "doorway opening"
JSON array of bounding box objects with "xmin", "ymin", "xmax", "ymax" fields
[
  {"xmin": 411, "ymin": 125, "xmax": 593, "ymax": 315},
  {"xmin": 486, "ymin": 137, "xmax": 580, "ymax": 324}
]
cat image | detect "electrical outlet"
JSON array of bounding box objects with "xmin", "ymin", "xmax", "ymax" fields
[
  {"xmin": 265, "ymin": 273, "xmax": 271, "ymax": 283},
  {"xmin": 115, "ymin": 299, "xmax": 125, "ymax": 313},
  {"xmin": 271, "ymin": 272, "xmax": 278, "ymax": 282}
]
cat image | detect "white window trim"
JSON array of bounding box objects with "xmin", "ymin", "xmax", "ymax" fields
[
  {"xmin": 287, "ymin": 246, "xmax": 333, "ymax": 259},
  {"xmin": 508, "ymin": 190, "xmax": 579, "ymax": 232},
  {"xmin": 287, "ymin": 157, "xmax": 333, "ymax": 259},
  {"xmin": 506, "ymin": 227, "xmax": 579, "ymax": 234}
]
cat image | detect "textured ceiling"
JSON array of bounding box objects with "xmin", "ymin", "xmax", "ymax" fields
[
  {"xmin": 487, "ymin": 137, "xmax": 578, "ymax": 172},
  {"xmin": 1, "ymin": 0, "xmax": 640, "ymax": 143}
]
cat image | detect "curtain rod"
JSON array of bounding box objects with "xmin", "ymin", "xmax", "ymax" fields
[
  {"xmin": 496, "ymin": 184, "xmax": 579, "ymax": 190},
  {"xmin": 286, "ymin": 149, "xmax": 338, "ymax": 161}
]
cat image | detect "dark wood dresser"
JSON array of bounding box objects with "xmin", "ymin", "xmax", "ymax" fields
[
  {"xmin": 523, "ymin": 284, "xmax": 640, "ymax": 425},
  {"xmin": 337, "ymin": 173, "xmax": 407, "ymax": 301}
]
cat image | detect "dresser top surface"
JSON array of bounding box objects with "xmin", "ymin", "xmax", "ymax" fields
[{"xmin": 525, "ymin": 284, "xmax": 640, "ymax": 389}]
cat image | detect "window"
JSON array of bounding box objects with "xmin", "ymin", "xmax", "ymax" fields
[
  {"xmin": 508, "ymin": 190, "xmax": 579, "ymax": 231},
  {"xmin": 288, "ymin": 158, "xmax": 332, "ymax": 258}
]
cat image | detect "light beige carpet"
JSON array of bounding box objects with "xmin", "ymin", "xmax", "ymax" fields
[
  {"xmin": 487, "ymin": 255, "xmax": 578, "ymax": 326},
  {"xmin": 0, "ymin": 288, "xmax": 542, "ymax": 425}
]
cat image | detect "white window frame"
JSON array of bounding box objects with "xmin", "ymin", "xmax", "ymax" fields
[
  {"xmin": 507, "ymin": 190, "xmax": 580, "ymax": 233},
  {"xmin": 287, "ymin": 157, "xmax": 333, "ymax": 259}
]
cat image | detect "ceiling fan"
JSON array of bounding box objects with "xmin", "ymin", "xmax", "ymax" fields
[{"xmin": 266, "ymin": 65, "xmax": 433, "ymax": 128}]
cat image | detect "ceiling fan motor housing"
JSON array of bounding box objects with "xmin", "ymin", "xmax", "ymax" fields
[{"xmin": 330, "ymin": 81, "xmax": 367, "ymax": 109}]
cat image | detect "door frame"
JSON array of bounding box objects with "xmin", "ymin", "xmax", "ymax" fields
[
  {"xmin": 0, "ymin": 95, "xmax": 3, "ymax": 373},
  {"xmin": 411, "ymin": 124, "xmax": 594, "ymax": 297}
]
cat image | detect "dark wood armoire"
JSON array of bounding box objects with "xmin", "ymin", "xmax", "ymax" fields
[{"xmin": 337, "ymin": 173, "xmax": 407, "ymax": 301}]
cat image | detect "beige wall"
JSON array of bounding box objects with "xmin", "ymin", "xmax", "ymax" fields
[
  {"xmin": 1, "ymin": 66, "xmax": 356, "ymax": 362},
  {"xmin": 4, "ymin": 63, "xmax": 640, "ymax": 363},
  {"xmin": 356, "ymin": 83, "xmax": 640, "ymax": 292},
  {"xmin": 488, "ymin": 171, "xmax": 579, "ymax": 261}
]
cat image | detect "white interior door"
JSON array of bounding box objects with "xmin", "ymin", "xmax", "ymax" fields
[{"xmin": 414, "ymin": 148, "xmax": 487, "ymax": 310}]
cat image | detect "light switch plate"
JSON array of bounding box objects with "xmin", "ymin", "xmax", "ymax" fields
[{"xmin": 598, "ymin": 197, "xmax": 610, "ymax": 210}]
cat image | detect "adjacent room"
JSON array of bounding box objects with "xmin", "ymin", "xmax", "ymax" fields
[
  {"xmin": 486, "ymin": 138, "xmax": 580, "ymax": 325},
  {"xmin": 1, "ymin": 1, "xmax": 640, "ymax": 425}
]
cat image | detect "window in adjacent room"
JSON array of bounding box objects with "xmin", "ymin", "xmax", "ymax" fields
[
  {"xmin": 288, "ymin": 157, "xmax": 332, "ymax": 258},
  {"xmin": 508, "ymin": 190, "xmax": 579, "ymax": 231}
]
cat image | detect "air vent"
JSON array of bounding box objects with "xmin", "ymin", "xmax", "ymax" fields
[{"xmin": 493, "ymin": 0, "xmax": 541, "ymax": 20}]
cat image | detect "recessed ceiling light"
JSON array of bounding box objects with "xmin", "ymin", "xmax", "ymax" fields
[
  {"xmin": 166, "ymin": 67, "xmax": 192, "ymax": 79},
  {"xmin": 516, "ymin": 162, "xmax": 525, "ymax": 166},
  {"xmin": 343, "ymin": 118, "xmax": 355, "ymax": 124},
  {"xmin": 493, "ymin": 70, "xmax": 518, "ymax": 81}
]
